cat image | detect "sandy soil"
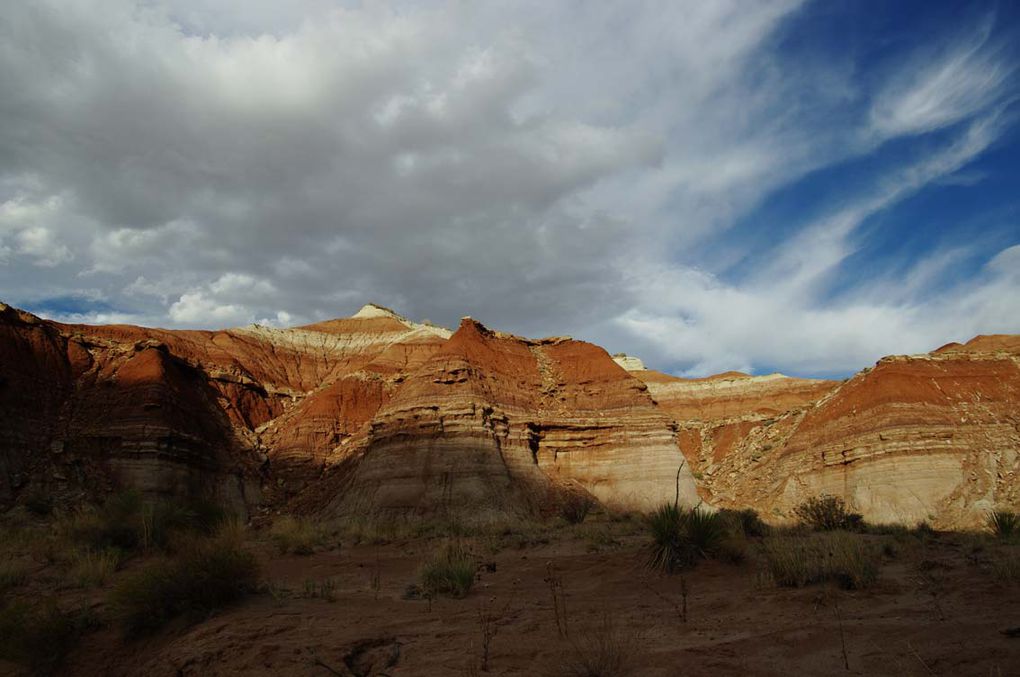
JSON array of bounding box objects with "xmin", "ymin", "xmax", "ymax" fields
[{"xmin": 4, "ymin": 523, "xmax": 1019, "ymax": 676}]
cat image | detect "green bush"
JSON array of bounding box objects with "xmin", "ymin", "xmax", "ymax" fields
[
  {"xmin": 761, "ymin": 531, "xmax": 881, "ymax": 590},
  {"xmin": 793, "ymin": 495, "xmax": 863, "ymax": 532},
  {"xmin": 0, "ymin": 600, "xmax": 99, "ymax": 675},
  {"xmin": 989, "ymin": 510, "xmax": 1019, "ymax": 539},
  {"xmin": 111, "ymin": 537, "xmax": 259, "ymax": 635},
  {"xmin": 646, "ymin": 504, "xmax": 728, "ymax": 573},
  {"xmin": 419, "ymin": 542, "xmax": 475, "ymax": 598}
]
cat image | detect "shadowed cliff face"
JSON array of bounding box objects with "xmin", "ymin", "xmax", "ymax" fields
[{"xmin": 1, "ymin": 301, "xmax": 1018, "ymax": 527}]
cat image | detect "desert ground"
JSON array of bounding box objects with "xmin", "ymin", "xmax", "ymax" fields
[{"xmin": 2, "ymin": 499, "xmax": 1018, "ymax": 677}]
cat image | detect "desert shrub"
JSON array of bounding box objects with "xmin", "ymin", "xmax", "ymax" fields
[
  {"xmin": 646, "ymin": 504, "xmax": 728, "ymax": 573},
  {"xmin": 560, "ymin": 492, "xmax": 597, "ymax": 525},
  {"xmin": 548, "ymin": 614, "xmax": 637, "ymax": 677},
  {"xmin": 989, "ymin": 510, "xmax": 1019, "ymax": 539},
  {"xmin": 214, "ymin": 514, "xmax": 248, "ymax": 545},
  {"xmin": 66, "ymin": 548, "xmax": 121, "ymax": 588},
  {"xmin": 0, "ymin": 600, "xmax": 100, "ymax": 675},
  {"xmin": 719, "ymin": 508, "xmax": 769, "ymax": 538},
  {"xmin": 269, "ymin": 516, "xmax": 325, "ymax": 555},
  {"xmin": 715, "ymin": 533, "xmax": 751, "ymax": 564},
  {"xmin": 301, "ymin": 578, "xmax": 338, "ymax": 602},
  {"xmin": 61, "ymin": 491, "xmax": 228, "ymax": 554},
  {"xmin": 793, "ymin": 495, "xmax": 864, "ymax": 532},
  {"xmin": 420, "ymin": 542, "xmax": 475, "ymax": 598},
  {"xmin": 991, "ymin": 550, "xmax": 1020, "ymax": 586},
  {"xmin": 111, "ymin": 537, "xmax": 259, "ymax": 635},
  {"xmin": 761, "ymin": 531, "xmax": 881, "ymax": 589}
]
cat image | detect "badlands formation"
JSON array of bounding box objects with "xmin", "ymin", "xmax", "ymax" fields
[{"xmin": 1, "ymin": 300, "xmax": 1017, "ymax": 528}]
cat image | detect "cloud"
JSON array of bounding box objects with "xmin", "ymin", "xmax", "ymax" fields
[
  {"xmin": 869, "ymin": 16, "xmax": 1015, "ymax": 138},
  {"xmin": 608, "ymin": 113, "xmax": 1019, "ymax": 377},
  {"xmin": 0, "ymin": 1, "xmax": 1017, "ymax": 378}
]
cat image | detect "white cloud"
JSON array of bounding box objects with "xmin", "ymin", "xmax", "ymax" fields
[
  {"xmin": 870, "ymin": 17, "xmax": 1014, "ymax": 138},
  {"xmin": 169, "ymin": 291, "xmax": 252, "ymax": 326},
  {"xmin": 0, "ymin": 1, "xmax": 1016, "ymax": 377},
  {"xmin": 607, "ymin": 113, "xmax": 1020, "ymax": 377}
]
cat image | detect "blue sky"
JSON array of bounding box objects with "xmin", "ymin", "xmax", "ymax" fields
[{"xmin": 0, "ymin": 0, "xmax": 1018, "ymax": 378}]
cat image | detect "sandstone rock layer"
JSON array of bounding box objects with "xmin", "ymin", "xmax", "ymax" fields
[{"xmin": 1, "ymin": 300, "xmax": 1017, "ymax": 527}]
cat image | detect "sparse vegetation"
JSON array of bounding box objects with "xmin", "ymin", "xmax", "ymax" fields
[
  {"xmin": 989, "ymin": 510, "xmax": 1019, "ymax": 539},
  {"xmin": 0, "ymin": 600, "xmax": 100, "ymax": 675},
  {"xmin": 719, "ymin": 508, "xmax": 769, "ymax": 538},
  {"xmin": 549, "ymin": 613, "xmax": 637, "ymax": 677},
  {"xmin": 760, "ymin": 531, "xmax": 881, "ymax": 589},
  {"xmin": 991, "ymin": 549, "xmax": 1020, "ymax": 586},
  {"xmin": 420, "ymin": 541, "xmax": 475, "ymax": 599},
  {"xmin": 111, "ymin": 536, "xmax": 259, "ymax": 635},
  {"xmin": 793, "ymin": 495, "xmax": 864, "ymax": 532},
  {"xmin": 646, "ymin": 504, "xmax": 729, "ymax": 573},
  {"xmin": 302, "ymin": 578, "xmax": 338, "ymax": 602},
  {"xmin": 60, "ymin": 491, "xmax": 228, "ymax": 555},
  {"xmin": 560, "ymin": 492, "xmax": 597, "ymax": 525},
  {"xmin": 66, "ymin": 548, "xmax": 121, "ymax": 588},
  {"xmin": 269, "ymin": 515, "xmax": 326, "ymax": 555}
]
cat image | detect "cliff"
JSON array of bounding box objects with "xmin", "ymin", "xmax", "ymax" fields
[{"xmin": 0, "ymin": 300, "xmax": 1017, "ymax": 527}]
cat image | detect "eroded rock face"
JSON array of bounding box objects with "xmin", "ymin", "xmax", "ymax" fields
[
  {"xmin": 751, "ymin": 347, "xmax": 1020, "ymax": 528},
  {"xmin": 1, "ymin": 299, "xmax": 1017, "ymax": 527},
  {"xmin": 333, "ymin": 318, "xmax": 697, "ymax": 517},
  {"xmin": 632, "ymin": 341, "xmax": 1020, "ymax": 528}
]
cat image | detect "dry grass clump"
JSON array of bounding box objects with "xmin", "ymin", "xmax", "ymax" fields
[
  {"xmin": 59, "ymin": 491, "xmax": 228, "ymax": 555},
  {"xmin": 760, "ymin": 531, "xmax": 881, "ymax": 589},
  {"xmin": 111, "ymin": 535, "xmax": 259, "ymax": 635},
  {"xmin": 66, "ymin": 548, "xmax": 122, "ymax": 588},
  {"xmin": 991, "ymin": 549, "xmax": 1020, "ymax": 586},
  {"xmin": 420, "ymin": 541, "xmax": 476, "ymax": 598},
  {"xmin": 0, "ymin": 600, "xmax": 100, "ymax": 675},
  {"xmin": 719, "ymin": 508, "xmax": 770, "ymax": 538},
  {"xmin": 269, "ymin": 515, "xmax": 327, "ymax": 555},
  {"xmin": 989, "ymin": 510, "xmax": 1019, "ymax": 540},
  {"xmin": 793, "ymin": 495, "xmax": 864, "ymax": 532},
  {"xmin": 547, "ymin": 614, "xmax": 638, "ymax": 677},
  {"xmin": 560, "ymin": 492, "xmax": 597, "ymax": 525}
]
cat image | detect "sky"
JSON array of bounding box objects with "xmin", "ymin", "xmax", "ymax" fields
[{"xmin": 1, "ymin": 0, "xmax": 1018, "ymax": 379}]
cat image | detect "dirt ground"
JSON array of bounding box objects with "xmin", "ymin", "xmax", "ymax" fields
[{"xmin": 4, "ymin": 521, "xmax": 1020, "ymax": 677}]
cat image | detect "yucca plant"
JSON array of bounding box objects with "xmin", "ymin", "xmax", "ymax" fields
[
  {"xmin": 646, "ymin": 504, "xmax": 727, "ymax": 573},
  {"xmin": 646, "ymin": 503, "xmax": 689, "ymax": 573},
  {"xmin": 989, "ymin": 510, "xmax": 1019, "ymax": 539}
]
